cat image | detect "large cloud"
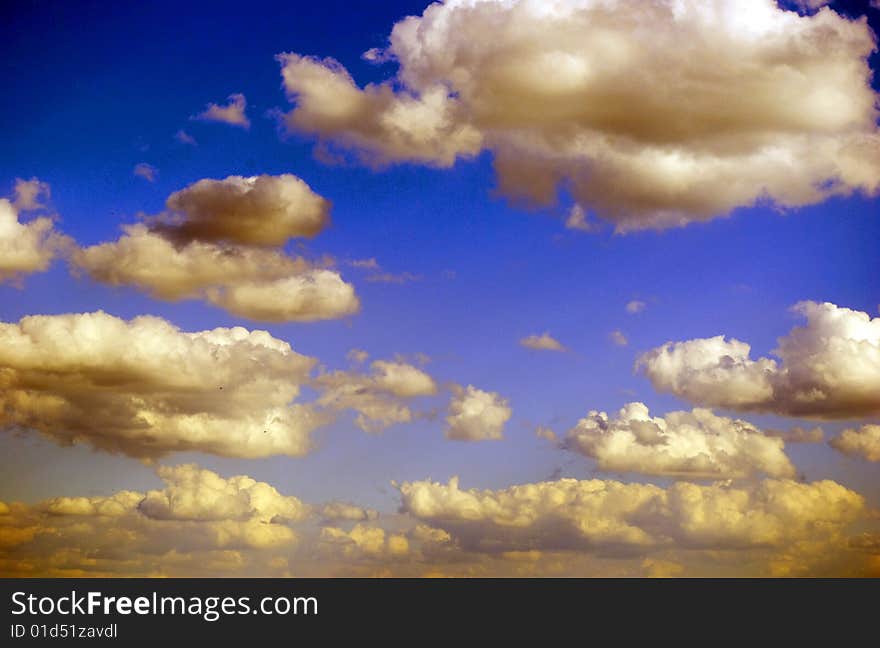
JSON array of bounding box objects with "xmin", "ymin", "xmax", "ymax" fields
[
  {"xmin": 0, "ymin": 180, "xmax": 70, "ymax": 282},
  {"xmin": 445, "ymin": 385, "xmax": 512, "ymax": 441},
  {"xmin": 562, "ymin": 402, "xmax": 795, "ymax": 478},
  {"xmin": 830, "ymin": 424, "xmax": 880, "ymax": 462},
  {"xmin": 314, "ymin": 359, "xmax": 438, "ymax": 432},
  {"xmin": 277, "ymin": 0, "xmax": 880, "ymax": 230},
  {"xmin": 638, "ymin": 302, "xmax": 880, "ymax": 419},
  {"xmin": 0, "ymin": 311, "xmax": 325, "ymax": 459},
  {"xmin": 72, "ymin": 175, "xmax": 359, "ymax": 322},
  {"xmin": 397, "ymin": 475, "xmax": 864, "ymax": 554}
]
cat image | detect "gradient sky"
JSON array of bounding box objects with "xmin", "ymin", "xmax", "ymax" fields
[{"xmin": 1, "ymin": 0, "xmax": 878, "ymax": 576}]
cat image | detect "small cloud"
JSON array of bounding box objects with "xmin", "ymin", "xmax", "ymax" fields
[
  {"xmin": 349, "ymin": 258, "xmax": 380, "ymax": 270},
  {"xmin": 626, "ymin": 300, "xmax": 646, "ymax": 314},
  {"xmin": 536, "ymin": 426, "xmax": 557, "ymax": 442},
  {"xmin": 362, "ymin": 47, "xmax": 392, "ymax": 64},
  {"xmin": 609, "ymin": 330, "xmax": 628, "ymax": 347},
  {"xmin": 366, "ymin": 271, "xmax": 421, "ymax": 284},
  {"xmin": 175, "ymin": 129, "xmax": 197, "ymax": 146},
  {"xmin": 193, "ymin": 93, "xmax": 251, "ymax": 129},
  {"xmin": 133, "ymin": 163, "xmax": 158, "ymax": 183},
  {"xmin": 766, "ymin": 426, "xmax": 824, "ymax": 444},
  {"xmin": 13, "ymin": 177, "xmax": 50, "ymax": 211},
  {"xmin": 520, "ymin": 332, "xmax": 566, "ymax": 352},
  {"xmin": 347, "ymin": 349, "xmax": 369, "ymax": 364},
  {"xmin": 564, "ymin": 204, "xmax": 597, "ymax": 232}
]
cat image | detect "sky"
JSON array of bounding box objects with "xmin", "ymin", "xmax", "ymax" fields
[{"xmin": 0, "ymin": 0, "xmax": 878, "ymax": 577}]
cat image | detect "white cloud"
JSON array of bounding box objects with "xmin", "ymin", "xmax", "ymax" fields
[
  {"xmin": 610, "ymin": 330, "xmax": 628, "ymax": 347},
  {"xmin": 563, "ymin": 402, "xmax": 795, "ymax": 478},
  {"xmin": 0, "ymin": 194, "xmax": 70, "ymax": 283},
  {"xmin": 133, "ymin": 163, "xmax": 157, "ymax": 182},
  {"xmin": 175, "ymin": 129, "xmax": 197, "ymax": 145},
  {"xmin": 72, "ymin": 175, "xmax": 359, "ymax": 322},
  {"xmin": 638, "ymin": 301, "xmax": 880, "ymax": 419},
  {"xmin": 626, "ymin": 300, "xmax": 646, "ymax": 314},
  {"xmin": 320, "ymin": 524, "xmax": 409, "ymax": 560},
  {"xmin": 314, "ymin": 359, "xmax": 437, "ymax": 432},
  {"xmin": 139, "ymin": 464, "xmax": 309, "ymax": 523},
  {"xmin": 398, "ymin": 475, "xmax": 864, "ymax": 554},
  {"xmin": 520, "ymin": 332, "xmax": 566, "ymax": 352},
  {"xmin": 830, "ymin": 424, "xmax": 880, "ymax": 462},
  {"xmin": 194, "ymin": 93, "xmax": 251, "ymax": 129},
  {"xmin": 0, "ymin": 311, "xmax": 324, "ymax": 459},
  {"xmin": 277, "ymin": 0, "xmax": 880, "ymax": 230},
  {"xmin": 564, "ymin": 204, "xmax": 597, "ymax": 232},
  {"xmin": 445, "ymin": 385, "xmax": 512, "ymax": 441},
  {"xmin": 13, "ymin": 177, "xmax": 50, "ymax": 211}
]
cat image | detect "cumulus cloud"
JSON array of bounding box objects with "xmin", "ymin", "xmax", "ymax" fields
[
  {"xmin": 520, "ymin": 332, "xmax": 566, "ymax": 352},
  {"xmin": 562, "ymin": 402, "xmax": 795, "ymax": 478},
  {"xmin": 72, "ymin": 175, "xmax": 359, "ymax": 322},
  {"xmin": 638, "ymin": 301, "xmax": 880, "ymax": 419},
  {"xmin": 830, "ymin": 424, "xmax": 880, "ymax": 462},
  {"xmin": 194, "ymin": 93, "xmax": 251, "ymax": 129},
  {"xmin": 277, "ymin": 0, "xmax": 880, "ymax": 230},
  {"xmin": 157, "ymin": 174, "xmax": 330, "ymax": 245},
  {"xmin": 0, "ymin": 191, "xmax": 70, "ymax": 283},
  {"xmin": 320, "ymin": 524, "xmax": 409, "ymax": 560},
  {"xmin": 0, "ymin": 465, "xmax": 315, "ymax": 576},
  {"xmin": 398, "ymin": 475, "xmax": 864, "ymax": 554},
  {"xmin": 0, "ymin": 311, "xmax": 325, "ymax": 459},
  {"xmin": 133, "ymin": 163, "xmax": 157, "ymax": 182},
  {"xmin": 314, "ymin": 359, "xmax": 438, "ymax": 432},
  {"xmin": 445, "ymin": 385, "xmax": 511, "ymax": 441}
]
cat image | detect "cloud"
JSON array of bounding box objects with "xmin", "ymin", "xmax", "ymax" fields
[
  {"xmin": 13, "ymin": 177, "xmax": 50, "ymax": 211},
  {"xmin": 520, "ymin": 332, "xmax": 566, "ymax": 352},
  {"xmin": 0, "ymin": 311, "xmax": 325, "ymax": 459},
  {"xmin": 0, "ymin": 465, "xmax": 315, "ymax": 575},
  {"xmin": 320, "ymin": 524, "xmax": 409, "ymax": 560},
  {"xmin": 72, "ymin": 175, "xmax": 359, "ymax": 322},
  {"xmin": 277, "ymin": 53, "xmax": 482, "ymax": 167},
  {"xmin": 609, "ymin": 330, "xmax": 628, "ymax": 347},
  {"xmin": 277, "ymin": 0, "xmax": 880, "ymax": 231},
  {"xmin": 204, "ymin": 270, "xmax": 359, "ymax": 322},
  {"xmin": 157, "ymin": 174, "xmax": 331, "ymax": 246},
  {"xmin": 319, "ymin": 502, "xmax": 378, "ymax": 522},
  {"xmin": 562, "ymin": 402, "xmax": 795, "ymax": 478},
  {"xmin": 0, "ymin": 193, "xmax": 70, "ymax": 283},
  {"xmin": 445, "ymin": 385, "xmax": 511, "ymax": 441},
  {"xmin": 138, "ymin": 464, "xmax": 309, "ymax": 523},
  {"xmin": 830, "ymin": 425, "xmax": 880, "ymax": 462},
  {"xmin": 314, "ymin": 359, "xmax": 438, "ymax": 432},
  {"xmin": 765, "ymin": 426, "xmax": 824, "ymax": 444},
  {"xmin": 174, "ymin": 129, "xmax": 197, "ymax": 145},
  {"xmin": 193, "ymin": 93, "xmax": 251, "ymax": 129},
  {"xmin": 638, "ymin": 301, "xmax": 880, "ymax": 419},
  {"xmin": 397, "ymin": 475, "xmax": 864, "ymax": 555},
  {"xmin": 564, "ymin": 204, "xmax": 597, "ymax": 232},
  {"xmin": 133, "ymin": 163, "xmax": 157, "ymax": 182},
  {"xmin": 626, "ymin": 300, "xmax": 646, "ymax": 314}
]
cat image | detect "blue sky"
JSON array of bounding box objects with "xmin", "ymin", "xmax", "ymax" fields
[{"xmin": 1, "ymin": 0, "xmax": 878, "ymax": 576}]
